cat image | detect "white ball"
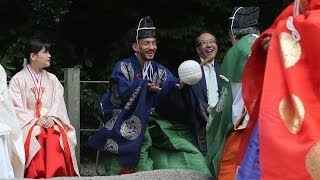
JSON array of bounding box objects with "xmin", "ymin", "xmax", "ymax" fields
[{"xmin": 178, "ymin": 60, "xmax": 202, "ymax": 85}]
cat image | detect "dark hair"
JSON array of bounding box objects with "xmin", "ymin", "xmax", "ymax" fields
[
  {"xmin": 125, "ymin": 27, "xmax": 137, "ymax": 46},
  {"xmin": 122, "ymin": 27, "xmax": 137, "ymax": 54},
  {"xmin": 194, "ymin": 31, "xmax": 217, "ymax": 47},
  {"xmin": 24, "ymin": 39, "xmax": 51, "ymax": 64}
]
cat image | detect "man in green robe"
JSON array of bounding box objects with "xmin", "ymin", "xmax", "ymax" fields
[{"xmin": 205, "ymin": 7, "xmax": 260, "ymax": 179}]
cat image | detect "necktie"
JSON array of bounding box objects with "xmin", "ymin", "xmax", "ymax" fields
[{"xmin": 206, "ymin": 63, "xmax": 219, "ymax": 107}]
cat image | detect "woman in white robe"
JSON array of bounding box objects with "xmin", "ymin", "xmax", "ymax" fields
[
  {"xmin": 9, "ymin": 39, "xmax": 79, "ymax": 178},
  {"xmin": 0, "ymin": 64, "xmax": 25, "ymax": 179}
]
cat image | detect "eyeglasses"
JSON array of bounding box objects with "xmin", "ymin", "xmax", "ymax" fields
[{"xmin": 197, "ymin": 39, "xmax": 217, "ymax": 47}]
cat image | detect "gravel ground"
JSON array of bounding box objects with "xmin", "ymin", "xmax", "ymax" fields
[
  {"xmin": 72, "ymin": 162, "xmax": 212, "ymax": 180},
  {"xmin": 80, "ymin": 162, "xmax": 106, "ymax": 176}
]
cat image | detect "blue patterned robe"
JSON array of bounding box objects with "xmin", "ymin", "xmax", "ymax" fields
[{"xmin": 88, "ymin": 55, "xmax": 207, "ymax": 168}]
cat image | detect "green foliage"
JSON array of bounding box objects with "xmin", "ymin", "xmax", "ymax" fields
[
  {"xmin": 80, "ymin": 83, "xmax": 102, "ymax": 129},
  {"xmin": 28, "ymin": 0, "xmax": 72, "ymax": 25},
  {"xmin": 0, "ymin": 37, "xmax": 27, "ymax": 78},
  {"xmin": 0, "ymin": 0, "xmax": 72, "ymax": 77}
]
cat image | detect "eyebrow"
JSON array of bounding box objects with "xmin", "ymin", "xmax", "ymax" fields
[
  {"xmin": 197, "ymin": 39, "xmax": 216, "ymax": 45},
  {"xmin": 142, "ymin": 40, "xmax": 156, "ymax": 43},
  {"xmin": 200, "ymin": 38, "xmax": 215, "ymax": 42}
]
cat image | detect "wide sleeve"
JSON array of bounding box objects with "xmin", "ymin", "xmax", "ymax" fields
[
  {"xmin": 198, "ymin": 96, "xmax": 210, "ymax": 116},
  {"xmin": 46, "ymin": 75, "xmax": 72, "ymax": 126},
  {"xmin": 153, "ymin": 66, "xmax": 190, "ymax": 121},
  {"xmin": 231, "ymin": 82, "xmax": 249, "ymax": 129},
  {"xmin": 0, "ymin": 65, "xmax": 6, "ymax": 98},
  {"xmin": 154, "ymin": 66, "xmax": 179, "ymax": 103},
  {"xmin": 110, "ymin": 62, "xmax": 144, "ymax": 105},
  {"xmin": 9, "ymin": 76, "xmax": 35, "ymax": 128}
]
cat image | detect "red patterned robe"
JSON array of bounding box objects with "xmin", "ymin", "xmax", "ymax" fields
[{"xmin": 240, "ymin": 0, "xmax": 320, "ymax": 179}]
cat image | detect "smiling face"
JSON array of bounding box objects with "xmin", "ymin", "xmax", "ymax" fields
[
  {"xmin": 132, "ymin": 37, "xmax": 157, "ymax": 62},
  {"xmin": 196, "ymin": 33, "xmax": 218, "ymax": 60}
]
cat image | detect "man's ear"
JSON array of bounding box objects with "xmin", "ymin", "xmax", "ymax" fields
[
  {"xmin": 132, "ymin": 43, "xmax": 139, "ymax": 52},
  {"xmin": 230, "ymin": 35, "xmax": 237, "ymax": 45},
  {"xmin": 196, "ymin": 46, "xmax": 200, "ymax": 54}
]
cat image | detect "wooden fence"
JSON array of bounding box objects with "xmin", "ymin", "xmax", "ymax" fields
[{"xmin": 63, "ymin": 68, "xmax": 108, "ymax": 167}]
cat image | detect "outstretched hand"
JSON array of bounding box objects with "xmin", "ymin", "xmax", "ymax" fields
[
  {"xmin": 176, "ymin": 80, "xmax": 186, "ymax": 89},
  {"xmin": 147, "ymin": 81, "xmax": 161, "ymax": 92}
]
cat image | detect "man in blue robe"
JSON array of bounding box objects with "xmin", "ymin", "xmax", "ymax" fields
[{"xmin": 88, "ymin": 16, "xmax": 210, "ymax": 176}]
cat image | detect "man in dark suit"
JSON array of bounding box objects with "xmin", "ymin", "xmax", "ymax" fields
[{"xmin": 192, "ymin": 31, "xmax": 221, "ymax": 115}]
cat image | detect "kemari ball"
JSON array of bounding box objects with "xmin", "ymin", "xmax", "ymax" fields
[{"xmin": 178, "ymin": 60, "xmax": 202, "ymax": 85}]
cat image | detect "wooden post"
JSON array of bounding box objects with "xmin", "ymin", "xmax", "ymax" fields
[{"xmin": 64, "ymin": 68, "xmax": 80, "ymax": 167}]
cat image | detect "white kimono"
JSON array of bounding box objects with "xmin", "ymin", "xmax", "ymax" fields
[
  {"xmin": 9, "ymin": 67, "xmax": 79, "ymax": 176},
  {"xmin": 0, "ymin": 64, "xmax": 25, "ymax": 178}
]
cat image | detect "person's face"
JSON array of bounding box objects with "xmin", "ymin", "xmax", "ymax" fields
[
  {"xmin": 30, "ymin": 47, "xmax": 51, "ymax": 68},
  {"xmin": 133, "ymin": 37, "xmax": 157, "ymax": 61},
  {"xmin": 196, "ymin": 33, "xmax": 218, "ymax": 59}
]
